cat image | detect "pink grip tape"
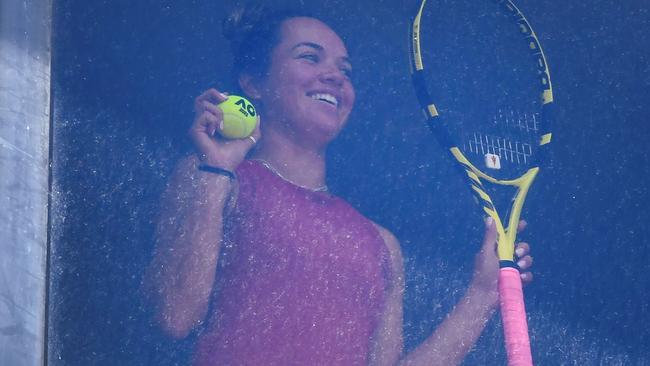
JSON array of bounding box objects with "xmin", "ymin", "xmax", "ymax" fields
[{"xmin": 499, "ymin": 267, "xmax": 533, "ymax": 366}]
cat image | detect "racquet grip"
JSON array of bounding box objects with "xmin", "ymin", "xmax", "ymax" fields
[{"xmin": 499, "ymin": 267, "xmax": 533, "ymax": 366}]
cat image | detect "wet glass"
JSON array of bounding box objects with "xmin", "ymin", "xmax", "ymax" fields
[{"xmin": 44, "ymin": 0, "xmax": 650, "ymax": 365}]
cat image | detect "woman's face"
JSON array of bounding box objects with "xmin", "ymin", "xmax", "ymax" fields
[{"xmin": 255, "ymin": 17, "xmax": 355, "ymax": 145}]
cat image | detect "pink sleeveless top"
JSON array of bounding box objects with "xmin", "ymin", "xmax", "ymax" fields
[{"xmin": 193, "ymin": 160, "xmax": 390, "ymax": 366}]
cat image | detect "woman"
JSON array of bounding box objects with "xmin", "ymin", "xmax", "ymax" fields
[{"xmin": 143, "ymin": 4, "xmax": 533, "ymax": 365}]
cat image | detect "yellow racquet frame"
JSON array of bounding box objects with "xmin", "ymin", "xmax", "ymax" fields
[{"xmin": 409, "ymin": 1, "xmax": 555, "ymax": 365}]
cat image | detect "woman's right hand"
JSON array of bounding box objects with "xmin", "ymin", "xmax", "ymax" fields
[{"xmin": 189, "ymin": 88, "xmax": 261, "ymax": 170}]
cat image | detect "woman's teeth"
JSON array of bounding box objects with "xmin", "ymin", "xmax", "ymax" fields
[{"xmin": 311, "ymin": 93, "xmax": 338, "ymax": 107}]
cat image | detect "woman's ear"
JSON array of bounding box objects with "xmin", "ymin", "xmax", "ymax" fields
[{"xmin": 238, "ymin": 73, "xmax": 262, "ymax": 100}]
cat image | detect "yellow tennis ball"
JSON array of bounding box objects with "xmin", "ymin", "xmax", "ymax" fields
[{"xmin": 216, "ymin": 95, "xmax": 258, "ymax": 139}]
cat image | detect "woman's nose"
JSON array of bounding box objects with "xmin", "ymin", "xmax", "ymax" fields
[{"xmin": 319, "ymin": 66, "xmax": 345, "ymax": 86}]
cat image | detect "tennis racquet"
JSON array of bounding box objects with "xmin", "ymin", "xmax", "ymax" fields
[{"xmin": 409, "ymin": 0, "xmax": 554, "ymax": 365}]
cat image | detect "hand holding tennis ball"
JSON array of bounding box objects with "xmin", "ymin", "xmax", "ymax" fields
[
  {"xmin": 216, "ymin": 95, "xmax": 258, "ymax": 139},
  {"xmin": 189, "ymin": 89, "xmax": 260, "ymax": 170}
]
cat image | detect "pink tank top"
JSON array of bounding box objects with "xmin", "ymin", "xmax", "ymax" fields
[{"xmin": 193, "ymin": 160, "xmax": 390, "ymax": 365}]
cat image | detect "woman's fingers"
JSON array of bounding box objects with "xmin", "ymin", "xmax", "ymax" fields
[
  {"xmin": 202, "ymin": 100, "xmax": 223, "ymax": 116},
  {"xmin": 195, "ymin": 89, "xmax": 228, "ymax": 114},
  {"xmin": 203, "ymin": 88, "xmax": 228, "ymax": 104},
  {"xmin": 516, "ymin": 254, "xmax": 533, "ymax": 270},
  {"xmin": 514, "ymin": 241, "xmax": 533, "ymax": 285},
  {"xmin": 515, "ymin": 242, "xmax": 530, "ymax": 258},
  {"xmin": 515, "ymin": 242, "xmax": 532, "ymax": 270},
  {"xmin": 192, "ymin": 88, "xmax": 229, "ymax": 137},
  {"xmin": 190, "ymin": 109, "xmax": 221, "ymax": 136},
  {"xmin": 202, "ymin": 102, "xmax": 225, "ymax": 135},
  {"xmin": 520, "ymin": 271, "xmax": 534, "ymax": 285},
  {"xmin": 517, "ymin": 219, "xmax": 527, "ymax": 233}
]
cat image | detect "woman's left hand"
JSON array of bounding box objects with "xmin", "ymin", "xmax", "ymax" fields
[{"xmin": 469, "ymin": 217, "xmax": 534, "ymax": 307}]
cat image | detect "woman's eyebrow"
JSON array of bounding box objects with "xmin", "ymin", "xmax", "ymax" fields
[{"xmin": 291, "ymin": 42, "xmax": 324, "ymax": 51}]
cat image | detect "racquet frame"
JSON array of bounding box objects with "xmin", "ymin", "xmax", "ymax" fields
[{"xmin": 409, "ymin": 0, "xmax": 554, "ymax": 365}]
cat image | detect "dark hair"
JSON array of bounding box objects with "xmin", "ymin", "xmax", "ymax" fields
[{"xmin": 223, "ymin": 3, "xmax": 312, "ymax": 84}]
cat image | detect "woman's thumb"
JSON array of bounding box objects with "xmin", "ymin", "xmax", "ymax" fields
[{"xmin": 482, "ymin": 216, "xmax": 498, "ymax": 251}]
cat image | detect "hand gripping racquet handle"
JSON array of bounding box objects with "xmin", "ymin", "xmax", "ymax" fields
[{"xmin": 499, "ymin": 267, "xmax": 533, "ymax": 366}]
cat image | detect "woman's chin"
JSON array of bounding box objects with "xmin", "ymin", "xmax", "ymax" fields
[
  {"xmin": 278, "ymin": 113, "xmax": 349, "ymax": 147},
  {"xmin": 309, "ymin": 119, "xmax": 347, "ymax": 145}
]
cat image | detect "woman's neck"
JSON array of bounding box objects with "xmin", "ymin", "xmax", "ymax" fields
[{"xmin": 249, "ymin": 126, "xmax": 327, "ymax": 191}]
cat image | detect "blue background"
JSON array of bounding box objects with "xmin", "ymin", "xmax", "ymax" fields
[{"xmin": 49, "ymin": 0, "xmax": 650, "ymax": 364}]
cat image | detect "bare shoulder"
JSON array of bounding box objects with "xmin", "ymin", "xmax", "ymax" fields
[
  {"xmin": 371, "ymin": 222, "xmax": 404, "ymax": 273},
  {"xmin": 371, "ymin": 223, "xmax": 399, "ymax": 249}
]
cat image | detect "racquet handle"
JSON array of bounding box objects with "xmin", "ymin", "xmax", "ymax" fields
[{"xmin": 499, "ymin": 267, "xmax": 533, "ymax": 366}]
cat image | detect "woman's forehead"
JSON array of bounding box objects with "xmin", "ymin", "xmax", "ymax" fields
[{"xmin": 278, "ymin": 17, "xmax": 349, "ymax": 57}]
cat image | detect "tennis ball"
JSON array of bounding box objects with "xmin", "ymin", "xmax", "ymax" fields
[{"xmin": 216, "ymin": 95, "xmax": 257, "ymax": 139}]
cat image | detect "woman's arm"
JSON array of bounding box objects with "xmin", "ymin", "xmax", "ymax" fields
[
  {"xmin": 141, "ymin": 88, "xmax": 260, "ymax": 339},
  {"xmin": 141, "ymin": 156, "xmax": 233, "ymax": 339},
  {"xmin": 370, "ymin": 218, "xmax": 533, "ymax": 366},
  {"xmin": 368, "ymin": 225, "xmax": 405, "ymax": 366},
  {"xmin": 368, "ymin": 223, "xmax": 494, "ymax": 366},
  {"xmin": 398, "ymin": 218, "xmax": 501, "ymax": 365}
]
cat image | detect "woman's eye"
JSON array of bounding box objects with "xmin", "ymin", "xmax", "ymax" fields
[{"xmin": 300, "ymin": 53, "xmax": 319, "ymax": 62}]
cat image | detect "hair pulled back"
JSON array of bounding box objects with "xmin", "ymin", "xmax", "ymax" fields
[{"xmin": 223, "ymin": 3, "xmax": 311, "ymax": 82}]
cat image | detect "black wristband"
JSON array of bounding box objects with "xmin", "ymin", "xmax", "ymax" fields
[{"xmin": 198, "ymin": 164, "xmax": 236, "ymax": 180}]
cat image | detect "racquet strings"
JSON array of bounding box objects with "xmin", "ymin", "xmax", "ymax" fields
[{"xmin": 419, "ymin": 0, "xmax": 543, "ymax": 184}]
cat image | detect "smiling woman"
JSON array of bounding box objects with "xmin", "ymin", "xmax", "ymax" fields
[
  {"xmin": 140, "ymin": 3, "xmax": 533, "ymax": 365},
  {"xmin": 251, "ymin": 19, "xmax": 356, "ymax": 147}
]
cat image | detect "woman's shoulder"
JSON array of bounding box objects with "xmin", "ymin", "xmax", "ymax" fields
[
  {"xmin": 370, "ymin": 221, "xmax": 405, "ymax": 291},
  {"xmin": 370, "ymin": 222, "xmax": 403, "ymax": 261}
]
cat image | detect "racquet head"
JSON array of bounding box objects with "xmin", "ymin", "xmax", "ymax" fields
[
  {"xmin": 411, "ymin": 0, "xmax": 553, "ymax": 180},
  {"xmin": 410, "ymin": 0, "xmax": 554, "ymax": 262}
]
